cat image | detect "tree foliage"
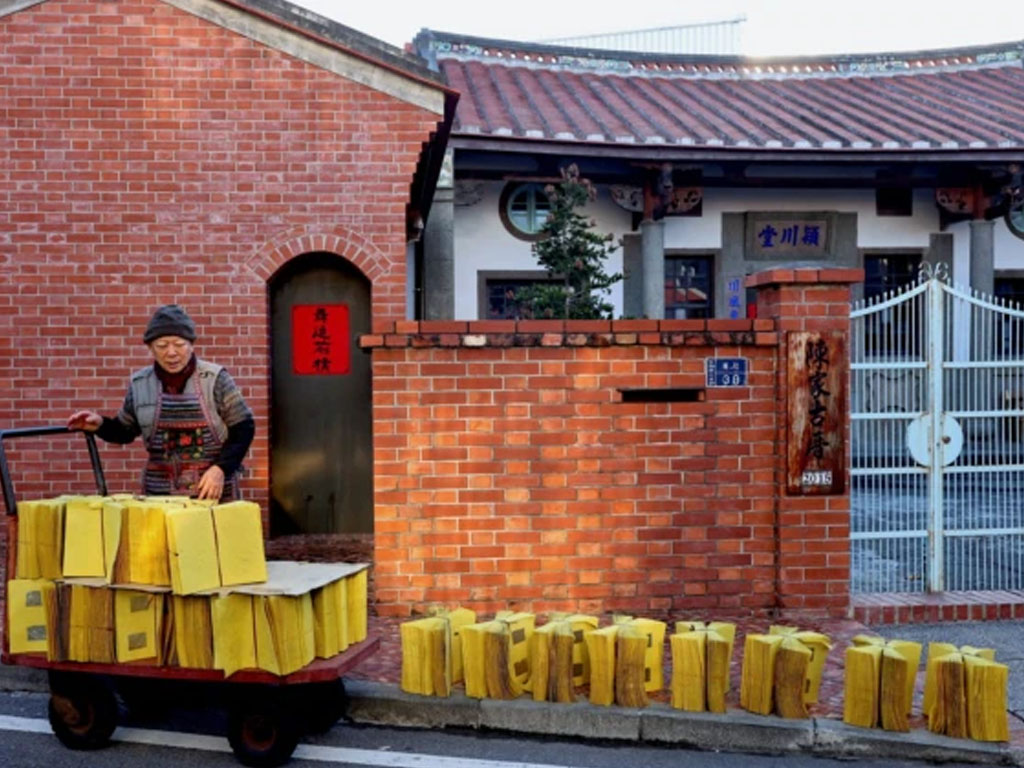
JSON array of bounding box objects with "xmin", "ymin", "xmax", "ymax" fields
[{"xmin": 514, "ymin": 165, "xmax": 621, "ymax": 319}]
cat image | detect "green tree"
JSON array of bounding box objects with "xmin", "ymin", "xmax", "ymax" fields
[{"xmin": 514, "ymin": 165, "xmax": 621, "ymax": 319}]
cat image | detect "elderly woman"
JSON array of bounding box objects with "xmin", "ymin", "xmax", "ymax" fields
[{"xmin": 68, "ymin": 304, "xmax": 255, "ymax": 501}]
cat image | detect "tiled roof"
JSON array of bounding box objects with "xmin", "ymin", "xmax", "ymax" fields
[{"xmin": 417, "ymin": 32, "xmax": 1024, "ymax": 152}]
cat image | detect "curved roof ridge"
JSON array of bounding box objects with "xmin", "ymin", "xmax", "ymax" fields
[{"xmin": 415, "ymin": 28, "xmax": 1023, "ymax": 80}]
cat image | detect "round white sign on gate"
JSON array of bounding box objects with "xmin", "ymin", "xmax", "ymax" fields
[{"xmin": 906, "ymin": 413, "xmax": 964, "ymax": 467}]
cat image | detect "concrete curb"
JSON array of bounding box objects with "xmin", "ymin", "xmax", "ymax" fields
[
  {"xmin": 345, "ymin": 680, "xmax": 1024, "ymax": 766},
  {"xmin": 2, "ymin": 667, "xmax": 1020, "ymax": 766}
]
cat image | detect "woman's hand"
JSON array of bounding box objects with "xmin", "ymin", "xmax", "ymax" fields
[
  {"xmin": 67, "ymin": 411, "xmax": 102, "ymax": 432},
  {"xmin": 196, "ymin": 465, "xmax": 226, "ymax": 500}
]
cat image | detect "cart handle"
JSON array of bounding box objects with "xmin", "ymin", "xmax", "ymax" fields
[{"xmin": 0, "ymin": 426, "xmax": 107, "ymax": 516}]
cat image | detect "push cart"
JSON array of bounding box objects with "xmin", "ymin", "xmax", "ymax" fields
[{"xmin": 0, "ymin": 425, "xmax": 380, "ymax": 767}]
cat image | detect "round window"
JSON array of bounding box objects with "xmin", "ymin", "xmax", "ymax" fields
[
  {"xmin": 499, "ymin": 183, "xmax": 551, "ymax": 241},
  {"xmin": 1007, "ymin": 204, "xmax": 1024, "ymax": 242}
]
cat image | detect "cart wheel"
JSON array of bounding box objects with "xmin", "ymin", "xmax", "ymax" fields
[
  {"xmin": 47, "ymin": 675, "xmax": 118, "ymax": 750},
  {"xmin": 305, "ymin": 679, "xmax": 347, "ymax": 734},
  {"xmin": 227, "ymin": 693, "xmax": 300, "ymax": 768}
]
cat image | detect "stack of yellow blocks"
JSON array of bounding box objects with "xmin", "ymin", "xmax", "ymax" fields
[{"xmin": 6, "ymin": 494, "xmax": 370, "ymax": 679}]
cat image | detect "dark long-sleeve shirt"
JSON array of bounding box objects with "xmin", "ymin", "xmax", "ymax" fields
[{"xmin": 96, "ymin": 367, "xmax": 254, "ymax": 477}]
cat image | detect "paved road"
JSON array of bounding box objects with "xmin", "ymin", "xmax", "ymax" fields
[{"xmin": 0, "ymin": 690, "xmax": 987, "ymax": 768}]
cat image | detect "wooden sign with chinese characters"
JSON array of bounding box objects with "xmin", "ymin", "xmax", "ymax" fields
[
  {"xmin": 787, "ymin": 332, "xmax": 845, "ymax": 495},
  {"xmin": 292, "ymin": 304, "xmax": 350, "ymax": 375},
  {"xmin": 746, "ymin": 213, "xmax": 831, "ymax": 260}
]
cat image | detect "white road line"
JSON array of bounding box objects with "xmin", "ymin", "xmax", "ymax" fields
[{"xmin": 0, "ymin": 714, "xmax": 570, "ymax": 768}]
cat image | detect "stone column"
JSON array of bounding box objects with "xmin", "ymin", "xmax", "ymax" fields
[
  {"xmin": 969, "ymin": 219, "xmax": 995, "ymax": 297},
  {"xmin": 621, "ymin": 233, "xmax": 642, "ymax": 318},
  {"xmin": 422, "ymin": 151, "xmax": 455, "ymax": 319},
  {"xmin": 640, "ymin": 219, "xmax": 664, "ymax": 319}
]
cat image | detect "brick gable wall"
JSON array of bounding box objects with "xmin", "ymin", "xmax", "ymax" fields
[{"xmin": 0, "ymin": 0, "xmax": 442, "ymax": 507}]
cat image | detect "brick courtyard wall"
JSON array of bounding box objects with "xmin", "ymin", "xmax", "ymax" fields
[
  {"xmin": 0, "ymin": 0, "xmax": 444, "ymax": 513},
  {"xmin": 363, "ymin": 268, "xmax": 862, "ymax": 619}
]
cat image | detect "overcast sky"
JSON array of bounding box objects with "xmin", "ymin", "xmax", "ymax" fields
[{"xmin": 290, "ymin": 0, "xmax": 1024, "ymax": 57}]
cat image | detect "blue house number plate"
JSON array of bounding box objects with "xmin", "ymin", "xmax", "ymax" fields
[{"xmin": 706, "ymin": 358, "xmax": 748, "ymax": 387}]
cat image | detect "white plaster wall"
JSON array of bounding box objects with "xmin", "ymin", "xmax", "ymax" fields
[
  {"xmin": 453, "ymin": 181, "xmax": 630, "ymax": 319},
  {"xmin": 452, "ymin": 181, "xmax": 1020, "ymax": 319},
  {"xmin": 662, "ymin": 188, "xmax": 939, "ymax": 249},
  {"xmin": 995, "ymin": 218, "xmax": 1024, "ymax": 271}
]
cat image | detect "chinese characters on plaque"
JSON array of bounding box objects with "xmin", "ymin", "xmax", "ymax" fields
[
  {"xmin": 747, "ymin": 215, "xmax": 830, "ymax": 260},
  {"xmin": 786, "ymin": 331, "xmax": 845, "ymax": 495},
  {"xmin": 292, "ymin": 304, "xmax": 350, "ymax": 375}
]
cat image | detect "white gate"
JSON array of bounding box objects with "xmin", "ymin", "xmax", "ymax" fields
[{"xmin": 851, "ymin": 265, "xmax": 1024, "ymax": 593}]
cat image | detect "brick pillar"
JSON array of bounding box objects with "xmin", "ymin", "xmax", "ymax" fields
[{"xmin": 748, "ymin": 267, "xmax": 864, "ymax": 618}]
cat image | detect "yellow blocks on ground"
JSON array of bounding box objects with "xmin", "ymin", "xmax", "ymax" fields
[
  {"xmin": 740, "ymin": 628, "xmax": 832, "ymax": 719},
  {"xmin": 769, "ymin": 626, "xmax": 833, "ymax": 706},
  {"xmin": 528, "ymin": 620, "xmax": 576, "ymax": 703},
  {"xmin": 400, "ymin": 606, "xmax": 479, "ymax": 697},
  {"xmin": 585, "ymin": 625, "xmax": 618, "ymax": 706},
  {"xmin": 924, "ymin": 643, "xmax": 1008, "ymax": 741},
  {"xmin": 670, "ymin": 621, "xmax": 735, "ymax": 713},
  {"xmin": 460, "ymin": 613, "xmax": 536, "ymax": 700},
  {"xmin": 843, "ymin": 635, "xmax": 922, "ymax": 732},
  {"xmin": 400, "ymin": 617, "xmax": 451, "ymax": 697}
]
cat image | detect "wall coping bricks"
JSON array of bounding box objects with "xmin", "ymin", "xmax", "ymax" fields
[
  {"xmin": 746, "ymin": 267, "xmax": 865, "ymax": 288},
  {"xmin": 360, "ymin": 324, "xmax": 777, "ymax": 350}
]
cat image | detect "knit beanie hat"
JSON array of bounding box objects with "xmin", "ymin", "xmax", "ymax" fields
[{"xmin": 143, "ymin": 304, "xmax": 197, "ymax": 344}]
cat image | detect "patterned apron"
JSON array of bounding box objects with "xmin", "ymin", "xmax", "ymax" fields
[{"xmin": 142, "ymin": 378, "xmax": 237, "ymax": 502}]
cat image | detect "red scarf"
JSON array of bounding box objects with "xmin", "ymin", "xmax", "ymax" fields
[{"xmin": 154, "ymin": 355, "xmax": 197, "ymax": 394}]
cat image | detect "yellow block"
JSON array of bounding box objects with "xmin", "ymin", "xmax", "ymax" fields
[
  {"xmin": 621, "ymin": 618, "xmax": 667, "ymax": 692},
  {"xmin": 565, "ymin": 614, "xmax": 599, "ymax": 685},
  {"xmin": 62, "ymin": 497, "xmax": 105, "ymax": 578},
  {"xmin": 115, "ymin": 590, "xmax": 162, "ymax": 663},
  {"xmin": 461, "ymin": 620, "xmax": 502, "ymax": 699},
  {"xmin": 212, "ymin": 501, "xmax": 267, "ymax": 586},
  {"xmin": 400, "ymin": 616, "xmax": 450, "ymax": 696},
  {"xmin": 585, "ymin": 625, "xmax": 618, "ymax": 706},
  {"xmin": 496, "ymin": 612, "xmax": 535, "ymax": 694},
  {"xmin": 113, "ymin": 501, "xmax": 171, "ymax": 586},
  {"xmin": 15, "ymin": 499, "xmax": 64, "ymax": 580},
  {"xmin": 428, "ymin": 606, "xmax": 477, "ymax": 684},
  {"xmin": 211, "ymin": 593, "xmax": 257, "ymax": 676},
  {"xmin": 255, "ymin": 594, "xmax": 315, "ymax": 676},
  {"xmin": 165, "ymin": 506, "xmax": 221, "ymax": 595},
  {"xmin": 313, "ymin": 580, "xmax": 344, "ymax": 659},
  {"xmin": 346, "ymin": 569, "xmax": 368, "ymax": 644},
  {"xmin": 67, "ymin": 585, "xmax": 115, "ymax": 663},
  {"xmin": 103, "ymin": 501, "xmax": 123, "ymax": 583},
  {"xmin": 171, "ymin": 595, "xmax": 214, "ymax": 669},
  {"xmin": 6, "ymin": 579, "xmax": 55, "ymax": 654}
]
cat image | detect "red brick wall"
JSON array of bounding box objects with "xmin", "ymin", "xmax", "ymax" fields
[
  {"xmin": 0, "ymin": 0, "xmax": 442, "ymax": 509},
  {"xmin": 364, "ymin": 269, "xmax": 860, "ymax": 620}
]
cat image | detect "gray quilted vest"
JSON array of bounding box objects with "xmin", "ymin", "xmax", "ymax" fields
[{"xmin": 130, "ymin": 359, "xmax": 227, "ymax": 445}]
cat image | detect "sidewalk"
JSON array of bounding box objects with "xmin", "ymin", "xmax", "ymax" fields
[
  {"xmin": 1, "ymin": 612, "xmax": 1022, "ymax": 766},
  {"xmin": 343, "ymin": 613, "xmax": 1024, "ymax": 766}
]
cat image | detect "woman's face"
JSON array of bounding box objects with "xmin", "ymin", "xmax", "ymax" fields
[{"xmin": 149, "ymin": 336, "xmax": 193, "ymax": 373}]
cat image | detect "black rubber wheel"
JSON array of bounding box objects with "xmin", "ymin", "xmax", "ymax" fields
[
  {"xmin": 47, "ymin": 675, "xmax": 118, "ymax": 750},
  {"xmin": 304, "ymin": 679, "xmax": 347, "ymax": 734},
  {"xmin": 227, "ymin": 694, "xmax": 300, "ymax": 768}
]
